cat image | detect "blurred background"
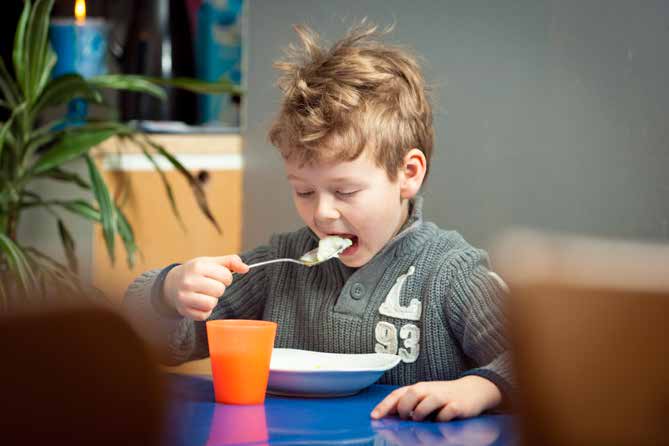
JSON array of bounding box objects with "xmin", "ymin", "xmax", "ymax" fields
[
  {"xmin": 1, "ymin": 0, "xmax": 668, "ymax": 296},
  {"xmin": 243, "ymin": 0, "xmax": 669, "ymax": 250},
  {"xmin": 0, "ymin": 0, "xmax": 244, "ymax": 127},
  {"xmin": 1, "ymin": 0, "xmax": 246, "ymax": 299}
]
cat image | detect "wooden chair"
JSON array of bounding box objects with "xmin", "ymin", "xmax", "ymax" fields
[
  {"xmin": 0, "ymin": 305, "xmax": 165, "ymax": 445},
  {"xmin": 495, "ymin": 231, "xmax": 669, "ymax": 446}
]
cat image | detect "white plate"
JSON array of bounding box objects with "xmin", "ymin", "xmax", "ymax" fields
[{"xmin": 267, "ymin": 348, "xmax": 401, "ymax": 397}]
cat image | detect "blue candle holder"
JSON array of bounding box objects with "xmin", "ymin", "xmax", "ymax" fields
[{"xmin": 49, "ymin": 18, "xmax": 108, "ymax": 124}]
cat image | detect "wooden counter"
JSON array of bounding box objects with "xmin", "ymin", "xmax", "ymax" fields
[{"xmin": 91, "ymin": 134, "xmax": 243, "ymax": 303}]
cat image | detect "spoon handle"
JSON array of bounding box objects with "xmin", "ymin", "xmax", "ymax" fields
[
  {"xmin": 231, "ymin": 258, "xmax": 306, "ymax": 278},
  {"xmin": 246, "ymin": 258, "xmax": 306, "ymax": 269}
]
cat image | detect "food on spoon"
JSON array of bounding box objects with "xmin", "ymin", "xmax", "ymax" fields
[{"xmin": 316, "ymin": 236, "xmax": 353, "ymax": 262}]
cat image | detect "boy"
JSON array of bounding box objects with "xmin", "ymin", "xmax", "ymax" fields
[{"xmin": 124, "ymin": 23, "xmax": 512, "ymax": 422}]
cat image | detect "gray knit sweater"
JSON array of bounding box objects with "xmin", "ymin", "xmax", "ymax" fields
[{"xmin": 123, "ymin": 197, "xmax": 513, "ymax": 398}]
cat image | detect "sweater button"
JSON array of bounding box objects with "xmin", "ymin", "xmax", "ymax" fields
[{"xmin": 351, "ymin": 283, "xmax": 365, "ymax": 300}]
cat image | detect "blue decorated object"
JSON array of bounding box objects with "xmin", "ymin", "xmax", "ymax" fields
[
  {"xmin": 196, "ymin": 0, "xmax": 243, "ymax": 126},
  {"xmin": 49, "ymin": 18, "xmax": 108, "ymax": 123}
]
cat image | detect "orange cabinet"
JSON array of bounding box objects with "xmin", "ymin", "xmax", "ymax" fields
[{"xmin": 91, "ymin": 134, "xmax": 242, "ymax": 304}]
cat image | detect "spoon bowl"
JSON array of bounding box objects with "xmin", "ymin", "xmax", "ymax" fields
[{"xmin": 243, "ymin": 237, "xmax": 353, "ymax": 270}]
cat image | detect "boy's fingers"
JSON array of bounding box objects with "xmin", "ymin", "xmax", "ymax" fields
[
  {"xmin": 195, "ymin": 270, "xmax": 232, "ymax": 298},
  {"xmin": 210, "ymin": 255, "xmax": 250, "ymax": 274},
  {"xmin": 396, "ymin": 388, "xmax": 423, "ymax": 419},
  {"xmin": 200, "ymin": 264, "xmax": 234, "ymax": 288},
  {"xmin": 435, "ymin": 403, "xmax": 461, "ymax": 422},
  {"xmin": 185, "ymin": 308, "xmax": 212, "ymax": 321},
  {"xmin": 371, "ymin": 387, "xmax": 406, "ymax": 419},
  {"xmin": 183, "ymin": 293, "xmax": 219, "ymax": 312},
  {"xmin": 412, "ymin": 395, "xmax": 442, "ymax": 421}
]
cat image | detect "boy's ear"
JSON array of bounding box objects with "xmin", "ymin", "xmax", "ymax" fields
[{"xmin": 399, "ymin": 148, "xmax": 427, "ymax": 199}]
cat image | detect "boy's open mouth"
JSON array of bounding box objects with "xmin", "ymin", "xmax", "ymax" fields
[{"xmin": 328, "ymin": 234, "xmax": 359, "ymax": 256}]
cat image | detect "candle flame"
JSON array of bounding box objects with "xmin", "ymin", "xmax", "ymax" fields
[{"xmin": 74, "ymin": 0, "xmax": 86, "ymax": 22}]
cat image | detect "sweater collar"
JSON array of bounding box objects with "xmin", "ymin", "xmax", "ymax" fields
[{"xmin": 373, "ymin": 195, "xmax": 432, "ymax": 260}]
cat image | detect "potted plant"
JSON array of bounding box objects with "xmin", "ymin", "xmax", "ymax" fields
[{"xmin": 0, "ymin": 0, "xmax": 240, "ymax": 309}]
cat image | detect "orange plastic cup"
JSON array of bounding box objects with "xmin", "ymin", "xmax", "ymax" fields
[{"xmin": 206, "ymin": 320, "xmax": 277, "ymax": 405}]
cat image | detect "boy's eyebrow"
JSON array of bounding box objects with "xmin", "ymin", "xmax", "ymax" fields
[
  {"xmin": 329, "ymin": 176, "xmax": 361, "ymax": 184},
  {"xmin": 286, "ymin": 174, "xmax": 360, "ymax": 184}
]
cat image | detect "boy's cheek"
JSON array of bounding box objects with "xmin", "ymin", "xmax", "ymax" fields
[{"xmin": 293, "ymin": 203, "xmax": 314, "ymax": 227}]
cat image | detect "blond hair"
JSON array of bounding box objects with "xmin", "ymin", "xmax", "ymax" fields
[{"xmin": 268, "ymin": 22, "xmax": 433, "ymax": 181}]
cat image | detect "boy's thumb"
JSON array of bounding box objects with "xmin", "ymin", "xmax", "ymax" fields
[{"xmin": 212, "ymin": 255, "xmax": 249, "ymax": 272}]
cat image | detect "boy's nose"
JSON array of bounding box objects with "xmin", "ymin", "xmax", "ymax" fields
[{"xmin": 314, "ymin": 196, "xmax": 340, "ymax": 222}]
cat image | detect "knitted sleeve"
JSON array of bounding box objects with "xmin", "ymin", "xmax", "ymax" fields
[
  {"xmin": 122, "ymin": 244, "xmax": 275, "ymax": 365},
  {"xmin": 439, "ymin": 248, "xmax": 515, "ymax": 403}
]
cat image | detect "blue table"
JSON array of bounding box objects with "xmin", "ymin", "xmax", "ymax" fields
[{"xmin": 163, "ymin": 374, "xmax": 517, "ymax": 445}]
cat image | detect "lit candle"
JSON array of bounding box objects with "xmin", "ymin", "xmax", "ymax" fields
[
  {"xmin": 74, "ymin": 0, "xmax": 86, "ymax": 24},
  {"xmin": 49, "ymin": 0, "xmax": 108, "ymax": 79},
  {"xmin": 48, "ymin": 0, "xmax": 108, "ymax": 123}
]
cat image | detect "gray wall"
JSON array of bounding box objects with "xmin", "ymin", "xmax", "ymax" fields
[{"xmin": 243, "ymin": 0, "xmax": 669, "ymax": 252}]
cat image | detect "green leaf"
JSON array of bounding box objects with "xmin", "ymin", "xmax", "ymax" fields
[
  {"xmin": 23, "ymin": 128, "xmax": 61, "ymax": 162},
  {"xmin": 0, "ymin": 182, "xmax": 20, "ymax": 207},
  {"xmin": 150, "ymin": 76, "xmax": 243, "ymax": 95},
  {"xmin": 18, "ymin": 191, "xmax": 63, "ymax": 223},
  {"xmin": 57, "ymin": 219, "xmax": 78, "ymax": 273},
  {"xmin": 26, "ymin": 121, "xmax": 127, "ymax": 163},
  {"xmin": 34, "ymin": 45, "xmax": 57, "ymax": 103},
  {"xmin": 57, "ymin": 199, "xmax": 101, "ymax": 221},
  {"xmin": 38, "ymin": 167, "xmax": 91, "ymax": 189},
  {"xmin": 31, "ymin": 126, "xmax": 118, "ymax": 174},
  {"xmin": 85, "ymin": 155, "xmax": 116, "ymax": 264},
  {"xmin": 12, "ymin": 0, "xmax": 31, "ymax": 95},
  {"xmin": 0, "ymin": 114, "xmax": 14, "ymax": 157},
  {"xmin": 0, "ymin": 233, "xmax": 38, "ymax": 295},
  {"xmin": 0, "ymin": 56, "xmax": 20, "ymax": 107},
  {"xmin": 144, "ymin": 136, "xmax": 222, "ymax": 233},
  {"xmin": 30, "ymin": 118, "xmax": 66, "ymax": 138},
  {"xmin": 0, "ymin": 102, "xmax": 26, "ymax": 157},
  {"xmin": 23, "ymin": 0, "xmax": 55, "ymax": 102},
  {"xmin": 88, "ymin": 74, "xmax": 243, "ymax": 98},
  {"xmin": 88, "ymin": 74, "xmax": 167, "ymax": 100},
  {"xmin": 130, "ymin": 135, "xmax": 182, "ymax": 226},
  {"xmin": 32, "ymin": 74, "xmax": 103, "ymax": 117},
  {"xmin": 115, "ymin": 205, "xmax": 136, "ymax": 268}
]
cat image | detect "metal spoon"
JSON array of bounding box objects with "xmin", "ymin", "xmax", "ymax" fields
[{"xmin": 244, "ymin": 239, "xmax": 352, "ymax": 270}]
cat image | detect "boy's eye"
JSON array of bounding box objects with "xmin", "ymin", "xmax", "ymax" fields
[
  {"xmin": 336, "ymin": 190, "xmax": 359, "ymax": 197},
  {"xmin": 296, "ymin": 191, "xmax": 314, "ymax": 197}
]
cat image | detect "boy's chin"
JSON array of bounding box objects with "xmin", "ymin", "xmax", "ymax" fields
[
  {"xmin": 339, "ymin": 252, "xmax": 372, "ymax": 268},
  {"xmin": 340, "ymin": 259, "xmax": 365, "ymax": 268}
]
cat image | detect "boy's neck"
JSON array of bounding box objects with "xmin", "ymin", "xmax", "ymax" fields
[{"xmin": 392, "ymin": 198, "xmax": 411, "ymax": 238}]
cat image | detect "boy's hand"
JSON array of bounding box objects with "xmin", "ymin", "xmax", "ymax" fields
[
  {"xmin": 163, "ymin": 255, "xmax": 249, "ymax": 320},
  {"xmin": 371, "ymin": 375, "xmax": 502, "ymax": 422}
]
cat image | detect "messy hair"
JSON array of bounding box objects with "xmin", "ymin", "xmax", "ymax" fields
[{"xmin": 268, "ymin": 21, "xmax": 434, "ymax": 181}]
